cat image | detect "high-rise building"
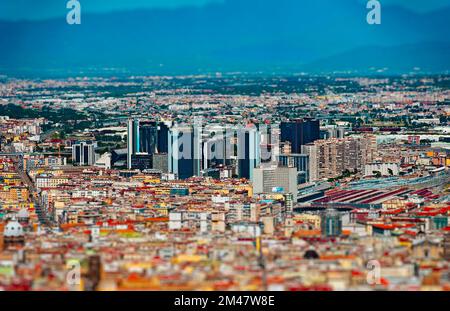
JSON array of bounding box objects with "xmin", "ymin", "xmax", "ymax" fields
[
  {"xmin": 237, "ymin": 126, "xmax": 261, "ymax": 180},
  {"xmin": 202, "ymin": 125, "xmax": 234, "ymax": 170},
  {"xmin": 127, "ymin": 118, "xmax": 140, "ymax": 169},
  {"xmin": 304, "ymin": 135, "xmax": 377, "ymax": 181},
  {"xmin": 278, "ymin": 153, "xmax": 310, "ymax": 184},
  {"xmin": 128, "ymin": 119, "xmax": 171, "ymax": 169},
  {"xmin": 139, "ymin": 121, "xmax": 158, "ymax": 155},
  {"xmin": 253, "ymin": 165, "xmax": 298, "ymax": 202},
  {"xmin": 168, "ymin": 125, "xmax": 201, "ymax": 179},
  {"xmin": 157, "ymin": 122, "xmax": 170, "ymax": 153},
  {"xmin": 280, "ymin": 119, "xmax": 320, "ymax": 154},
  {"xmin": 72, "ymin": 141, "xmax": 97, "ymax": 166},
  {"xmin": 259, "ymin": 123, "xmax": 279, "ymax": 164}
]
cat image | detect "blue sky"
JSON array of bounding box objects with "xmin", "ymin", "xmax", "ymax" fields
[
  {"xmin": 0, "ymin": 0, "xmax": 222, "ymax": 21},
  {"xmin": 0, "ymin": 0, "xmax": 448, "ymax": 21},
  {"xmin": 359, "ymin": 0, "xmax": 450, "ymax": 12}
]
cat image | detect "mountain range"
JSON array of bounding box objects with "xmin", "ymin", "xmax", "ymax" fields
[{"xmin": 0, "ymin": 0, "xmax": 449, "ymax": 76}]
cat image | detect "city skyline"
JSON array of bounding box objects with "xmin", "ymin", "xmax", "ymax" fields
[
  {"xmin": 0, "ymin": 72, "xmax": 449, "ymax": 294},
  {"xmin": 0, "ymin": 0, "xmax": 449, "ymax": 299}
]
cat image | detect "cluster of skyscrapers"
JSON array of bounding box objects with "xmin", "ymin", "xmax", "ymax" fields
[
  {"xmin": 126, "ymin": 119, "xmax": 170, "ymax": 171},
  {"xmin": 125, "ymin": 118, "xmax": 327, "ymax": 200},
  {"xmin": 75, "ymin": 118, "xmax": 377, "ymax": 205},
  {"xmin": 126, "ymin": 118, "xmax": 266, "ymax": 180}
]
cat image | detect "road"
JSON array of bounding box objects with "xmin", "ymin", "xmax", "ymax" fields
[{"xmin": 9, "ymin": 155, "xmax": 54, "ymax": 228}]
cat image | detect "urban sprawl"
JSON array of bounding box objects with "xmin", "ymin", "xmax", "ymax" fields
[{"xmin": 0, "ymin": 75, "xmax": 449, "ymax": 291}]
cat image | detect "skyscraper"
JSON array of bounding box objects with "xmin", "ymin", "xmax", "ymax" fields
[
  {"xmin": 202, "ymin": 125, "xmax": 234, "ymax": 170},
  {"xmin": 168, "ymin": 125, "xmax": 201, "ymax": 179},
  {"xmin": 72, "ymin": 141, "xmax": 97, "ymax": 166},
  {"xmin": 139, "ymin": 121, "xmax": 158, "ymax": 155},
  {"xmin": 127, "ymin": 118, "xmax": 140, "ymax": 169},
  {"xmin": 259, "ymin": 123, "xmax": 279, "ymax": 164},
  {"xmin": 157, "ymin": 122, "xmax": 170, "ymax": 153},
  {"xmin": 280, "ymin": 119, "xmax": 320, "ymax": 154},
  {"xmin": 237, "ymin": 125, "xmax": 261, "ymax": 180},
  {"xmin": 278, "ymin": 153, "xmax": 310, "ymax": 183}
]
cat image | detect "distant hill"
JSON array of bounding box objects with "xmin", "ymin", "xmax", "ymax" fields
[
  {"xmin": 0, "ymin": 0, "xmax": 448, "ymax": 76},
  {"xmin": 305, "ymin": 42, "xmax": 450, "ymax": 74}
]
